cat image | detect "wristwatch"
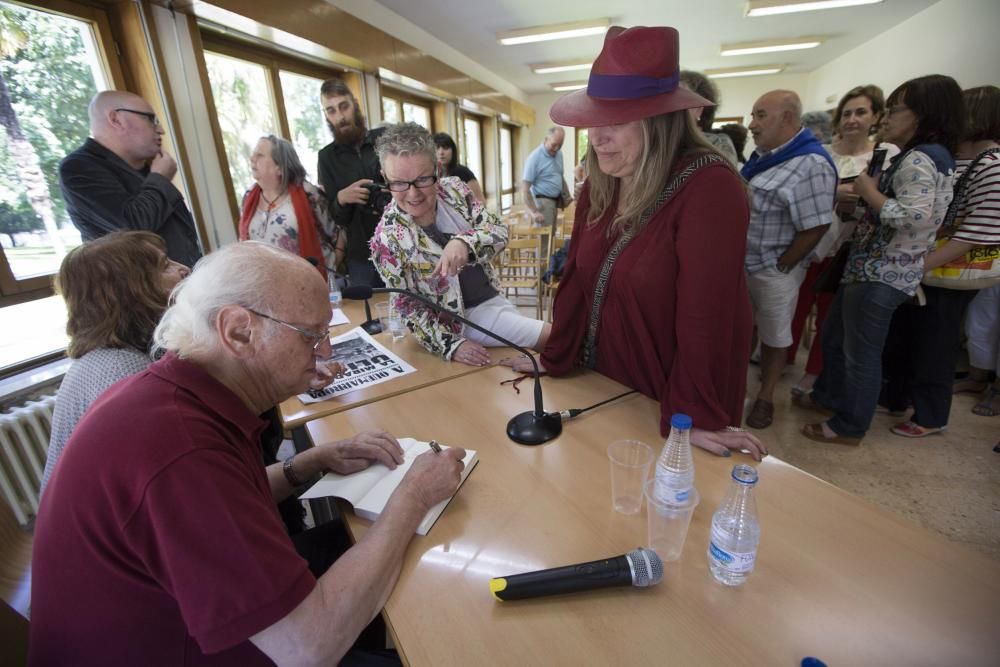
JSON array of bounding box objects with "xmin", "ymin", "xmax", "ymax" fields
[{"xmin": 283, "ymin": 455, "xmax": 307, "ymax": 487}]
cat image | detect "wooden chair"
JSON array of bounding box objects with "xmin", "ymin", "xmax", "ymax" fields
[{"xmin": 497, "ymin": 230, "xmax": 546, "ymax": 320}]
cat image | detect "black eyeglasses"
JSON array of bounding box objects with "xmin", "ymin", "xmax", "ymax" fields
[
  {"xmin": 115, "ymin": 108, "xmax": 160, "ymax": 127},
  {"xmin": 246, "ymin": 308, "xmax": 329, "ymax": 350},
  {"xmin": 385, "ymin": 174, "xmax": 438, "ymax": 192}
]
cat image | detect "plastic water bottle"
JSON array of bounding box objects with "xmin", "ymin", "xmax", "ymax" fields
[
  {"xmin": 708, "ymin": 464, "xmax": 761, "ymax": 586},
  {"xmin": 328, "ymin": 272, "xmax": 342, "ymax": 309},
  {"xmin": 654, "ymin": 413, "xmax": 694, "ymax": 505}
]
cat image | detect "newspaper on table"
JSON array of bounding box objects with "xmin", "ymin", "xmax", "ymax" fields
[{"xmin": 298, "ymin": 327, "xmax": 416, "ymax": 404}]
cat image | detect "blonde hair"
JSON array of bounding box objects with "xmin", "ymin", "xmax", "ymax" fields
[{"xmin": 585, "ymin": 110, "xmax": 720, "ymax": 237}]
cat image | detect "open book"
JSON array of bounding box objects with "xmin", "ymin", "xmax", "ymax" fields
[{"xmin": 300, "ymin": 438, "xmax": 478, "ymax": 536}]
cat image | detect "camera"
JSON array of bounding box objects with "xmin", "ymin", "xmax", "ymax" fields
[{"xmin": 363, "ymin": 181, "xmax": 393, "ymax": 216}]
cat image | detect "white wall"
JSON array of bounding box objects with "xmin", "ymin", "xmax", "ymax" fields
[
  {"xmin": 804, "ymin": 0, "xmax": 1000, "ymax": 110},
  {"xmin": 714, "ymin": 73, "xmax": 812, "ymax": 120}
]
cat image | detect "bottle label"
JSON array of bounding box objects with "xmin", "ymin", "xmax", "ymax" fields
[
  {"xmin": 653, "ymin": 473, "xmax": 691, "ymax": 504},
  {"xmin": 709, "ymin": 530, "xmax": 756, "ymax": 573}
]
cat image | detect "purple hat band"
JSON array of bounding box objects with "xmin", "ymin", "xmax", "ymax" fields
[{"xmin": 587, "ymin": 72, "xmax": 680, "ymax": 99}]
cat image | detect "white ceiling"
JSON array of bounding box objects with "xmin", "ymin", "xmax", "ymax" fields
[{"xmin": 373, "ymin": 0, "xmax": 939, "ymax": 95}]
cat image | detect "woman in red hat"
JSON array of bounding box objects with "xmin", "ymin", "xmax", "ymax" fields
[{"xmin": 507, "ymin": 26, "xmax": 763, "ymax": 460}]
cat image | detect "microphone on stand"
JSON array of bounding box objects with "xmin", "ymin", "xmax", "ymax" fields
[
  {"xmin": 357, "ymin": 296, "xmax": 383, "ymax": 335},
  {"xmin": 342, "ymin": 285, "xmax": 562, "ymax": 446},
  {"xmin": 489, "ymin": 548, "xmax": 663, "ymax": 601}
]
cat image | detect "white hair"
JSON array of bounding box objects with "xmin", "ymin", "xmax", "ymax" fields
[{"xmin": 153, "ymin": 242, "xmax": 306, "ymax": 359}]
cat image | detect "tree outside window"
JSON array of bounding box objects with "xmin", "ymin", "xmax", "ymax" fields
[{"xmin": 279, "ymin": 70, "xmax": 326, "ymax": 183}]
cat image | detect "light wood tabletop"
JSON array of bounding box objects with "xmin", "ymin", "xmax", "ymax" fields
[
  {"xmin": 306, "ymin": 365, "xmax": 1000, "ymax": 666},
  {"xmin": 279, "ymin": 297, "xmax": 514, "ymax": 430}
]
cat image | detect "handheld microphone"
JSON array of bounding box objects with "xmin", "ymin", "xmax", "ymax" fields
[
  {"xmin": 342, "ymin": 285, "xmax": 562, "ymax": 445},
  {"xmin": 489, "ymin": 548, "xmax": 663, "ymax": 601}
]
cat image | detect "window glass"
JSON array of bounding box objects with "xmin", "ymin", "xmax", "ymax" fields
[
  {"xmin": 382, "ymin": 96, "xmax": 400, "ymax": 124},
  {"xmin": 499, "ymin": 126, "xmax": 513, "ymax": 211},
  {"xmin": 576, "ymin": 128, "xmax": 589, "ymax": 165},
  {"xmin": 462, "ymin": 117, "xmax": 482, "ymax": 182},
  {"xmin": 401, "ymin": 102, "xmax": 430, "ymax": 130},
  {"xmin": 204, "ymin": 51, "xmax": 278, "ymax": 204},
  {"xmin": 278, "ymin": 70, "xmax": 327, "ymax": 183}
]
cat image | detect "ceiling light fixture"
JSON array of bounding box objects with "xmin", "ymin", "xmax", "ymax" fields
[
  {"xmin": 550, "ymin": 81, "xmax": 588, "ymax": 92},
  {"xmin": 721, "ymin": 37, "xmax": 822, "ymax": 56},
  {"xmin": 531, "ymin": 60, "xmax": 593, "ymax": 75},
  {"xmin": 498, "ymin": 19, "xmax": 609, "ymax": 46},
  {"xmin": 705, "ymin": 65, "xmax": 784, "ymax": 79},
  {"xmin": 746, "ymin": 0, "xmax": 882, "ymax": 17}
]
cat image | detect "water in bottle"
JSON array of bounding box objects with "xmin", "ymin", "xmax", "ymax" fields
[
  {"xmin": 328, "ymin": 272, "xmax": 342, "ymax": 309},
  {"xmin": 654, "ymin": 413, "xmax": 694, "ymax": 505},
  {"xmin": 708, "ymin": 464, "xmax": 761, "ymax": 586}
]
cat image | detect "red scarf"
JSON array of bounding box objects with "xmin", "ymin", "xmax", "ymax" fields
[{"xmin": 239, "ymin": 183, "xmax": 327, "ymax": 279}]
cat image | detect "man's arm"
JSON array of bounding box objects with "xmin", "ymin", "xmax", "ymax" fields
[
  {"xmin": 522, "ymin": 180, "xmax": 544, "ymax": 223},
  {"xmin": 59, "ymin": 152, "xmax": 183, "ymax": 235},
  {"xmin": 250, "ymin": 448, "xmax": 465, "ymax": 666},
  {"xmin": 777, "ymin": 225, "xmax": 830, "ymax": 270},
  {"xmin": 781, "ymin": 157, "xmax": 837, "ymax": 268}
]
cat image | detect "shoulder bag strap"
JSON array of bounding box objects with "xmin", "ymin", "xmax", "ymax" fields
[{"xmin": 580, "ymin": 153, "xmax": 725, "ymax": 368}]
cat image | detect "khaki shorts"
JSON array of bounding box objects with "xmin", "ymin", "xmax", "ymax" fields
[{"xmin": 746, "ymin": 265, "xmax": 808, "ymax": 348}]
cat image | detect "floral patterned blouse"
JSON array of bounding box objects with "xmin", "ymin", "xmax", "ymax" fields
[
  {"xmin": 844, "ymin": 145, "xmax": 954, "ymax": 296},
  {"xmin": 244, "ymin": 180, "xmax": 342, "ymax": 271},
  {"xmin": 369, "ymin": 176, "xmax": 507, "ymax": 360}
]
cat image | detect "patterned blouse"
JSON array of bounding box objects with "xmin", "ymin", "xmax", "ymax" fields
[
  {"xmin": 843, "ymin": 146, "xmax": 954, "ymax": 296},
  {"xmin": 244, "ymin": 180, "xmax": 341, "ymax": 270},
  {"xmin": 369, "ymin": 177, "xmax": 507, "ymax": 360}
]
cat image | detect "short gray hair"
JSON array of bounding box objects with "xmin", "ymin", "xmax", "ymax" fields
[
  {"xmin": 263, "ymin": 135, "xmax": 307, "ymax": 189},
  {"xmin": 153, "ymin": 242, "xmax": 305, "ymax": 358},
  {"xmin": 375, "ymin": 122, "xmax": 436, "ymax": 166},
  {"xmin": 802, "ymin": 111, "xmax": 834, "ymax": 144}
]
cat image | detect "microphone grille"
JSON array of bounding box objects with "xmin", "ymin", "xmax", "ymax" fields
[{"xmin": 627, "ymin": 548, "xmax": 664, "ymax": 587}]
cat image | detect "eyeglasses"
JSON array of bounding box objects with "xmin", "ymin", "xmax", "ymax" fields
[
  {"xmin": 385, "ymin": 174, "xmax": 438, "ymax": 192},
  {"xmin": 115, "ymin": 108, "xmax": 160, "ymax": 127},
  {"xmin": 887, "ymin": 104, "xmax": 910, "ymax": 116},
  {"xmin": 246, "ymin": 308, "xmax": 329, "ymax": 350}
]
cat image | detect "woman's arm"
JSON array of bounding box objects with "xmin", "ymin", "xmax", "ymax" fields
[
  {"xmin": 923, "ymin": 238, "xmax": 977, "ymax": 271},
  {"xmin": 861, "ymin": 151, "xmax": 941, "ymax": 231},
  {"xmin": 467, "ymin": 178, "xmax": 486, "ymax": 204}
]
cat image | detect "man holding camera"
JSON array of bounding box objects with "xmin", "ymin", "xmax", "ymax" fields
[{"xmin": 318, "ymin": 78, "xmax": 388, "ymax": 287}]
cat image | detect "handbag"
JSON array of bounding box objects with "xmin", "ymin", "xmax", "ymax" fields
[{"xmin": 922, "ymin": 148, "xmax": 1000, "ymax": 290}]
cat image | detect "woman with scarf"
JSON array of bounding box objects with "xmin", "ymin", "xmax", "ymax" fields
[{"xmin": 240, "ymin": 135, "xmax": 343, "ymax": 278}]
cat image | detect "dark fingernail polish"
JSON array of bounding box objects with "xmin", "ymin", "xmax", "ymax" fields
[{"xmin": 723, "ymin": 450, "xmax": 732, "ymax": 457}]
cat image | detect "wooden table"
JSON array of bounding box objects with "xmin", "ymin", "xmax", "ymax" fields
[
  {"xmin": 279, "ymin": 298, "xmax": 512, "ymax": 430},
  {"xmin": 306, "ymin": 366, "xmax": 1000, "ymax": 666}
]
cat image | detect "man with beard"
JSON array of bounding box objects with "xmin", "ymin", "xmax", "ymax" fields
[{"xmin": 317, "ymin": 78, "xmax": 388, "ymax": 287}]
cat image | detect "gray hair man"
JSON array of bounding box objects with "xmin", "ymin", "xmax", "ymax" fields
[
  {"xmin": 58, "ymin": 90, "xmax": 202, "ymax": 266},
  {"xmin": 522, "ymin": 126, "xmax": 567, "ymax": 233},
  {"xmin": 30, "ymin": 242, "xmax": 465, "ymax": 665},
  {"xmin": 743, "ymin": 89, "xmax": 837, "ymax": 429}
]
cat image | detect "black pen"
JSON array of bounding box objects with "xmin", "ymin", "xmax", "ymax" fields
[{"xmin": 428, "ymin": 439, "xmax": 442, "ymax": 454}]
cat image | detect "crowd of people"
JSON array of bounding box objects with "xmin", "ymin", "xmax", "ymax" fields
[{"xmin": 25, "ymin": 22, "xmax": 997, "ymax": 666}]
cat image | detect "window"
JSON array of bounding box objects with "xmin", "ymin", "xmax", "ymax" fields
[
  {"xmin": 461, "ymin": 115, "xmax": 483, "ymax": 183},
  {"xmin": 204, "ymin": 51, "xmax": 279, "ymax": 204},
  {"xmin": 279, "ymin": 70, "xmax": 327, "ymax": 183},
  {"xmin": 382, "ymin": 96, "xmax": 401, "ymax": 124},
  {"xmin": 499, "ymin": 124, "xmax": 515, "ymax": 212},
  {"xmin": 401, "ymin": 102, "xmax": 430, "ymax": 130},
  {"xmin": 0, "ymin": 1, "xmax": 117, "ymax": 374},
  {"xmin": 575, "ymin": 128, "xmax": 589, "ymax": 165},
  {"xmin": 381, "ymin": 90, "xmax": 432, "ymax": 131}
]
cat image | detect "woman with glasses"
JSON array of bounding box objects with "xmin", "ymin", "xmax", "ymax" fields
[
  {"xmin": 370, "ymin": 122, "xmax": 551, "ymax": 367},
  {"xmin": 803, "ymin": 74, "xmax": 965, "ymax": 445},
  {"xmin": 239, "ymin": 135, "xmax": 345, "ymax": 279}
]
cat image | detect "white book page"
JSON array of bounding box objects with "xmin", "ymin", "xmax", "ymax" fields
[{"xmin": 300, "ymin": 438, "xmax": 421, "ymax": 503}]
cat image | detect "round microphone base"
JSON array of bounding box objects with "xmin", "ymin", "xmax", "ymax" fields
[{"xmin": 506, "ymin": 411, "xmax": 562, "ymax": 446}]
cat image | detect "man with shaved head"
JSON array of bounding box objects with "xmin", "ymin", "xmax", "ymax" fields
[
  {"xmin": 59, "ymin": 90, "xmax": 202, "ymax": 266},
  {"xmin": 742, "ymin": 89, "xmax": 837, "ymax": 429}
]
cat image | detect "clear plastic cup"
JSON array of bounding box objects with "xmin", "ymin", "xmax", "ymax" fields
[
  {"xmin": 374, "ymin": 302, "xmax": 391, "ymax": 334},
  {"xmin": 645, "ymin": 479, "xmax": 699, "ymax": 562},
  {"xmin": 607, "ymin": 440, "xmax": 654, "ymax": 515}
]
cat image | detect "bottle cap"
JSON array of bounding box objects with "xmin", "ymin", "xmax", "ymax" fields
[{"xmin": 670, "ymin": 413, "xmax": 692, "ymax": 430}]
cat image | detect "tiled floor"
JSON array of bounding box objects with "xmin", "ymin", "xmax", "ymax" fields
[{"xmin": 511, "ymin": 296, "xmax": 1000, "ymax": 561}]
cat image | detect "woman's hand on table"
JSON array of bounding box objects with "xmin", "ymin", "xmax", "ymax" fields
[
  {"xmin": 453, "ymin": 341, "xmax": 491, "ymax": 367},
  {"xmin": 499, "ymin": 354, "xmax": 546, "ymax": 375},
  {"xmin": 691, "ymin": 427, "xmax": 767, "ymax": 462},
  {"xmin": 432, "ymin": 239, "xmax": 471, "ymax": 278}
]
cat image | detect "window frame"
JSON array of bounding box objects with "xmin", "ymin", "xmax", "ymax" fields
[
  {"xmin": 0, "ymin": 0, "xmax": 126, "ymax": 304},
  {"xmin": 379, "ymin": 83, "xmax": 435, "ymax": 132},
  {"xmin": 498, "ymin": 122, "xmax": 518, "ymax": 213},
  {"xmin": 459, "ymin": 111, "xmax": 485, "ymax": 184}
]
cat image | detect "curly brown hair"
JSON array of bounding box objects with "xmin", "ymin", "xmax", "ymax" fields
[{"xmin": 56, "ymin": 231, "xmax": 171, "ymax": 359}]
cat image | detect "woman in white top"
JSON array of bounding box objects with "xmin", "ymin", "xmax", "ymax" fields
[
  {"xmin": 788, "ymin": 86, "xmax": 897, "ymax": 396},
  {"xmin": 239, "ymin": 135, "xmax": 344, "ymax": 279}
]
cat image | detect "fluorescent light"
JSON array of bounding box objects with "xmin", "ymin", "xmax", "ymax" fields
[
  {"xmin": 498, "ymin": 19, "xmax": 609, "ymax": 46},
  {"xmin": 705, "ymin": 65, "xmax": 784, "ymax": 79},
  {"xmin": 551, "ymin": 81, "xmax": 588, "ymax": 92},
  {"xmin": 721, "ymin": 38, "xmax": 822, "ymax": 56},
  {"xmin": 531, "ymin": 60, "xmax": 593, "ymax": 75},
  {"xmin": 746, "ymin": 0, "xmax": 882, "ymax": 17}
]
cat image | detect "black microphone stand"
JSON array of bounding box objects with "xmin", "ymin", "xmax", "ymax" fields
[
  {"xmin": 359, "ymin": 298, "xmax": 383, "ymax": 335},
  {"xmin": 343, "ymin": 286, "xmax": 562, "ymax": 446}
]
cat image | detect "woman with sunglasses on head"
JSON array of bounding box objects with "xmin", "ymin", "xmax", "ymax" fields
[
  {"xmin": 371, "ymin": 123, "xmax": 551, "ymax": 367},
  {"xmin": 803, "ymin": 74, "xmax": 965, "ymax": 445}
]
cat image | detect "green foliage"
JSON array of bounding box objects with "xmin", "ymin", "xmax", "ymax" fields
[{"xmin": 0, "ymin": 195, "xmax": 42, "ymax": 244}]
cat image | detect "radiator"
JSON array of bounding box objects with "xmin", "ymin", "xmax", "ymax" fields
[{"xmin": 0, "ymin": 394, "xmax": 55, "ymax": 527}]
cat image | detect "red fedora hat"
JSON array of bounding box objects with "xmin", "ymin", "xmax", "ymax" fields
[{"xmin": 550, "ymin": 26, "xmax": 712, "ymax": 128}]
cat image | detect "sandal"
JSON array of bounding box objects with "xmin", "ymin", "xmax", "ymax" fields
[
  {"xmin": 801, "ymin": 422, "xmax": 862, "ymax": 446},
  {"xmin": 745, "ymin": 399, "xmax": 774, "ymax": 429},
  {"xmin": 890, "ymin": 421, "xmax": 947, "ymax": 438},
  {"xmin": 792, "ymin": 392, "xmax": 833, "ymax": 416},
  {"xmin": 972, "ymin": 386, "xmax": 1000, "ymax": 417}
]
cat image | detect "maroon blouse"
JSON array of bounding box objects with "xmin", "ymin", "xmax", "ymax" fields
[{"xmin": 541, "ymin": 159, "xmax": 752, "ymax": 434}]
